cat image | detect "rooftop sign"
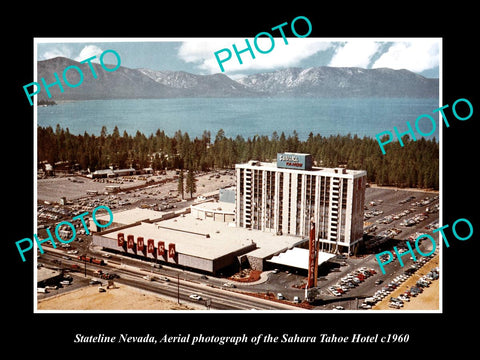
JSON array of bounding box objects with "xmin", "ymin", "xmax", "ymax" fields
[{"xmin": 277, "ymin": 153, "xmax": 312, "ymax": 170}]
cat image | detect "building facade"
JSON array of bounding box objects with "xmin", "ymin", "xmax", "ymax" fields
[{"xmin": 235, "ymin": 153, "xmax": 367, "ymax": 254}]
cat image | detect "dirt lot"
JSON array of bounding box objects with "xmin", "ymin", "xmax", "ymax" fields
[
  {"xmin": 373, "ymin": 254, "xmax": 440, "ymax": 311},
  {"xmin": 37, "ymin": 170, "xmax": 235, "ymax": 204},
  {"xmin": 37, "ymin": 284, "xmax": 196, "ymax": 311},
  {"xmin": 37, "ymin": 175, "xmax": 149, "ymax": 203}
]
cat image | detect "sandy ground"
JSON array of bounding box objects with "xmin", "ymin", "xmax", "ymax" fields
[
  {"xmin": 373, "ymin": 254, "xmax": 440, "ymax": 311},
  {"xmin": 37, "ymin": 284, "xmax": 196, "ymax": 311},
  {"xmin": 37, "ymin": 170, "xmax": 235, "ymax": 204}
]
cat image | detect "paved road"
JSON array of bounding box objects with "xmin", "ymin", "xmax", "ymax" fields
[
  {"xmin": 37, "ymin": 187, "xmax": 440, "ymax": 311},
  {"xmin": 38, "ymin": 250, "xmax": 298, "ymax": 311}
]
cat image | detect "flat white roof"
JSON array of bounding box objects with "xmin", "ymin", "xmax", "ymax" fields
[
  {"xmin": 96, "ymin": 208, "xmax": 165, "ymax": 224},
  {"xmin": 100, "ymin": 211, "xmax": 302, "ymax": 260},
  {"xmin": 267, "ymin": 248, "xmax": 336, "ymax": 270},
  {"xmin": 191, "ymin": 200, "xmax": 235, "ymax": 214},
  {"xmin": 236, "ymin": 161, "xmax": 366, "ymax": 178},
  {"xmin": 104, "ymin": 221, "xmax": 253, "ymax": 260},
  {"xmin": 161, "ymin": 214, "xmax": 302, "ymax": 258}
]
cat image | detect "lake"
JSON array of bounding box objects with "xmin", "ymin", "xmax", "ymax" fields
[{"xmin": 37, "ymin": 97, "xmax": 440, "ymax": 140}]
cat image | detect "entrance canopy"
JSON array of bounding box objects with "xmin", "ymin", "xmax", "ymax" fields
[{"xmin": 267, "ymin": 248, "xmax": 335, "ymax": 270}]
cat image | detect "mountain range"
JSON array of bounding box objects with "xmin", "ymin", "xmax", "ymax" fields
[{"xmin": 36, "ymin": 57, "xmax": 439, "ymax": 102}]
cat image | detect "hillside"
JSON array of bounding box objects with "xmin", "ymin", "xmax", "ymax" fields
[
  {"xmin": 36, "ymin": 57, "xmax": 439, "ymax": 101},
  {"xmin": 237, "ymin": 67, "xmax": 439, "ymax": 98}
]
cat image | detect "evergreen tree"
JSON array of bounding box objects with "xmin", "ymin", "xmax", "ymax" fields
[
  {"xmin": 36, "ymin": 125, "xmax": 439, "ymax": 190},
  {"xmin": 177, "ymin": 170, "xmax": 184, "ymax": 199},
  {"xmin": 186, "ymin": 169, "xmax": 196, "ymax": 198}
]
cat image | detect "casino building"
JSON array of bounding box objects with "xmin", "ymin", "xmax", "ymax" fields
[
  {"xmin": 235, "ymin": 153, "xmax": 367, "ymax": 254},
  {"xmin": 91, "ymin": 153, "xmax": 367, "ymax": 275}
]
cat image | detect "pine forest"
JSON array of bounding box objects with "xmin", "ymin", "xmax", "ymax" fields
[{"xmin": 37, "ymin": 125, "xmax": 439, "ymax": 190}]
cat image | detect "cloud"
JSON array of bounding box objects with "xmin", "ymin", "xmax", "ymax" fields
[
  {"xmin": 39, "ymin": 44, "xmax": 104, "ymax": 63},
  {"xmin": 178, "ymin": 38, "xmax": 440, "ymax": 75},
  {"xmin": 328, "ymin": 41, "xmax": 381, "ymax": 68},
  {"xmin": 372, "ymin": 39, "xmax": 440, "ymax": 73},
  {"xmin": 178, "ymin": 38, "xmax": 333, "ymax": 74},
  {"xmin": 326, "ymin": 39, "xmax": 440, "ymax": 74},
  {"xmin": 74, "ymin": 45, "xmax": 104, "ymax": 62}
]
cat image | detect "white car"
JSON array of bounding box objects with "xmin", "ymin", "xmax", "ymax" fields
[
  {"xmin": 391, "ymin": 300, "xmax": 403, "ymax": 307},
  {"xmin": 189, "ymin": 294, "xmax": 202, "ymax": 301}
]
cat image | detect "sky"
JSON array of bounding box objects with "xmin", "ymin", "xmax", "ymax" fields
[{"xmin": 36, "ymin": 38, "xmax": 441, "ymax": 79}]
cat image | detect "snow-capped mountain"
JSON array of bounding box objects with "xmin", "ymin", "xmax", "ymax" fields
[
  {"xmin": 237, "ymin": 67, "xmax": 438, "ymax": 97},
  {"xmin": 36, "ymin": 57, "xmax": 438, "ymax": 101}
]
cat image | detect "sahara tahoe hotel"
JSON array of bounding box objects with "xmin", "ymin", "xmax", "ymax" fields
[
  {"xmin": 91, "ymin": 152, "xmax": 366, "ymax": 276},
  {"xmin": 235, "ymin": 153, "xmax": 366, "ymax": 255}
]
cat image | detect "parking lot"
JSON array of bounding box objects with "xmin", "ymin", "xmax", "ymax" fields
[
  {"xmin": 235, "ymin": 186, "xmax": 440, "ymax": 310},
  {"xmin": 37, "ymin": 271, "xmax": 92, "ymax": 301},
  {"xmin": 317, "ymin": 186, "xmax": 439, "ymax": 310},
  {"xmin": 36, "ymin": 169, "xmax": 236, "ymax": 227},
  {"xmin": 36, "ymin": 169, "xmax": 440, "ymax": 310},
  {"xmin": 363, "ymin": 186, "xmax": 439, "ymax": 251},
  {"xmin": 372, "ymin": 254, "xmax": 439, "ymax": 310}
]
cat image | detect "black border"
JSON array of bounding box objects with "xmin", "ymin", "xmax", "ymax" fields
[{"xmin": 7, "ymin": 5, "xmax": 477, "ymax": 353}]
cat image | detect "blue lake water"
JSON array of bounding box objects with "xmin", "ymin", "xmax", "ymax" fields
[{"xmin": 37, "ymin": 97, "xmax": 440, "ymax": 140}]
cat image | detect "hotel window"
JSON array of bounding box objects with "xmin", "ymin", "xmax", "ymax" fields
[
  {"xmin": 304, "ymin": 174, "xmax": 315, "ymax": 236},
  {"xmin": 265, "ymin": 171, "xmax": 275, "ymax": 229},
  {"xmin": 239, "ymin": 169, "xmax": 244, "ymax": 227},
  {"xmin": 296, "ymin": 174, "xmax": 302, "ymax": 234}
]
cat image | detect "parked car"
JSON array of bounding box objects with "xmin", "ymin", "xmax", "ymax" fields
[{"xmin": 389, "ymin": 303, "xmax": 401, "ymax": 309}]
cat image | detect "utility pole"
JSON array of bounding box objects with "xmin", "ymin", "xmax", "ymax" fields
[{"xmin": 177, "ymin": 273, "xmax": 180, "ymax": 304}]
